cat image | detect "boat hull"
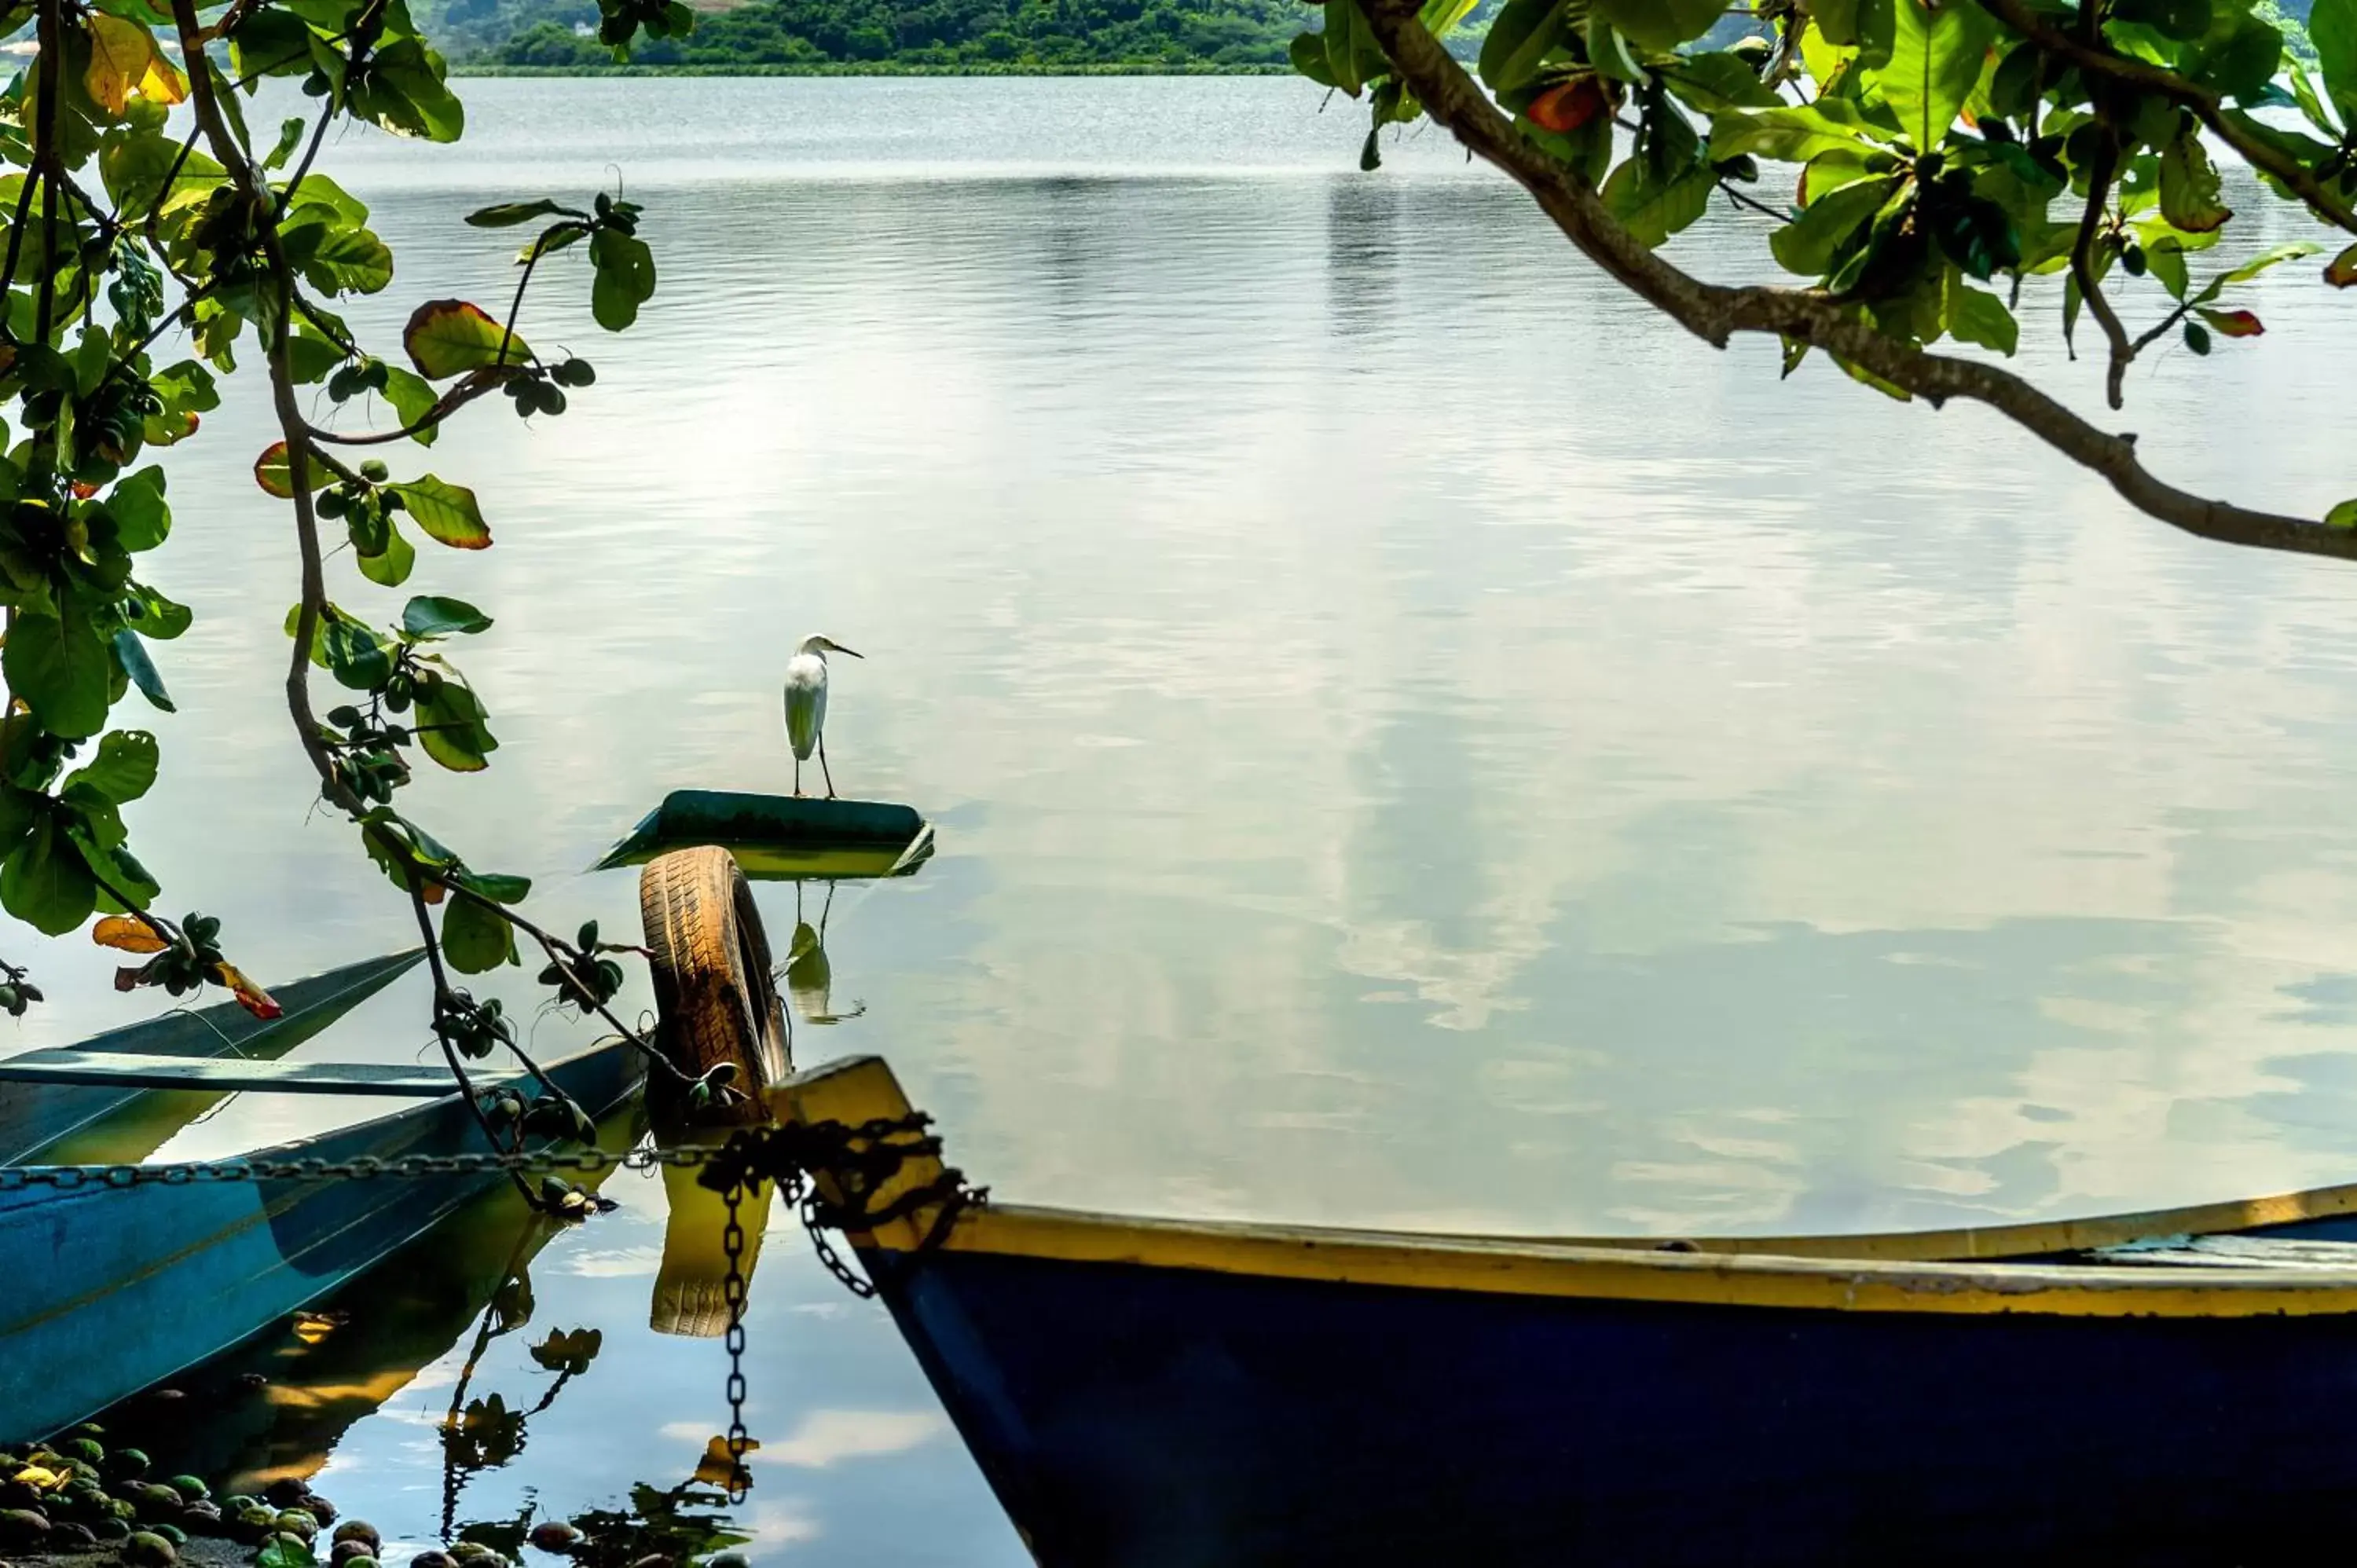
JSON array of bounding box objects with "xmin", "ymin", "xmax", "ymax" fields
[
  {"xmin": 0, "ymin": 1039, "xmax": 644, "ymax": 1442},
  {"xmin": 870, "ymin": 1242, "xmax": 2357, "ymax": 1567}
]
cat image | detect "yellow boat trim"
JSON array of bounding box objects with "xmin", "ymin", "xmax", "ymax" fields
[
  {"xmin": 906, "ymin": 1203, "xmax": 2357, "ymax": 1318},
  {"xmin": 1529, "ymin": 1178, "xmax": 2357, "ymax": 1263},
  {"xmin": 773, "ymin": 1054, "xmax": 2357, "ymax": 1319}
]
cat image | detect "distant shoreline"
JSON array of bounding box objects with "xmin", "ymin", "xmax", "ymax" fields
[{"xmin": 450, "ymin": 60, "xmax": 1292, "ymax": 78}]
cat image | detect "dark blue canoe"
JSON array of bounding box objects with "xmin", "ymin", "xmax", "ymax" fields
[
  {"xmin": 0, "ymin": 1035, "xmax": 646, "ymax": 1442},
  {"xmin": 778, "ymin": 1055, "xmax": 2357, "ymax": 1568}
]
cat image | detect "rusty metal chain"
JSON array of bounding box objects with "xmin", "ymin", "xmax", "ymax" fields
[
  {"xmin": 8, "ymin": 1109, "xmax": 986, "ymax": 1508},
  {"xmin": 0, "ymin": 1144, "xmax": 719, "ymax": 1190},
  {"xmin": 720, "ymin": 1174, "xmax": 758, "ymax": 1504}
]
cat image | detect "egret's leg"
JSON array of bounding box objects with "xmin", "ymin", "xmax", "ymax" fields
[
  {"xmin": 818, "ymin": 735, "xmax": 837, "ymax": 799},
  {"xmin": 793, "ymin": 754, "xmax": 804, "ymax": 798}
]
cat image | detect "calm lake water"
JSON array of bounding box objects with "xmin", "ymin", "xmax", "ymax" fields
[{"xmin": 13, "ymin": 74, "xmax": 2357, "ymax": 1561}]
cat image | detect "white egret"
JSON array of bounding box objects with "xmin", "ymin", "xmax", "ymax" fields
[{"xmin": 783, "ymin": 634, "xmax": 862, "ymax": 798}]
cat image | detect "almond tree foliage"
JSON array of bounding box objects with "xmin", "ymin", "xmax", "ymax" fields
[
  {"xmin": 1300, "ymin": 0, "xmax": 2355, "ymax": 553},
  {"xmin": 0, "ymin": 0, "xmax": 711, "ymax": 1183}
]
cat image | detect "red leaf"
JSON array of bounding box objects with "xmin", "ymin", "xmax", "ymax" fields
[
  {"xmin": 1527, "ymin": 77, "xmax": 1607, "ymax": 135},
  {"xmin": 2328, "ymin": 243, "xmax": 2357, "ymax": 290},
  {"xmin": 2198, "ymin": 308, "xmax": 2264, "ymax": 339},
  {"xmin": 213, "ymin": 961, "xmax": 283, "ymax": 1020},
  {"xmin": 255, "ymin": 441, "xmax": 294, "ymax": 498}
]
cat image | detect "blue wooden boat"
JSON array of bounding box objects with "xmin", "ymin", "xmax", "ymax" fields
[
  {"xmin": 0, "ymin": 950, "xmax": 425, "ymax": 1165},
  {"xmin": 0, "ymin": 1032, "xmax": 646, "ymax": 1442},
  {"xmin": 776, "ymin": 1055, "xmax": 2357, "ymax": 1567}
]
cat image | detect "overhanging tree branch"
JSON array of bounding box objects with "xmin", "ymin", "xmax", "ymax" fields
[
  {"xmin": 1972, "ymin": 0, "xmax": 2357, "ymax": 238},
  {"xmin": 1349, "ymin": 0, "xmax": 2356, "ymax": 563}
]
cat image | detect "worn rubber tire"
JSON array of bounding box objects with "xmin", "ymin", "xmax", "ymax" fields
[{"xmin": 639, "ymin": 846, "xmax": 789, "ymax": 1123}]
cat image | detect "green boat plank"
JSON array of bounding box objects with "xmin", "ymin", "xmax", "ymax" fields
[
  {"xmin": 594, "ymin": 789, "xmax": 934, "ymax": 879},
  {"xmin": 0, "ymin": 1051, "xmax": 529, "ymax": 1097}
]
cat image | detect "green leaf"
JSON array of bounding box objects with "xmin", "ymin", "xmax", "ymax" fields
[
  {"xmin": 1321, "ymin": 0, "xmax": 1387, "ymax": 97},
  {"xmin": 347, "ymin": 38, "xmax": 465, "ymax": 142},
  {"xmin": 253, "ymin": 1533, "xmax": 316, "ymax": 1568},
  {"xmin": 2199, "ymin": 241, "xmax": 2321, "ymax": 299},
  {"xmin": 2113, "ymin": 0, "xmax": 2212, "ymax": 42},
  {"xmin": 323, "ymin": 619, "xmax": 394, "ymax": 691},
  {"xmin": 456, "ymin": 868, "xmax": 531, "ymax": 903},
  {"xmin": 1944, "ymin": 271, "xmax": 2019, "ymax": 354},
  {"xmin": 442, "ymin": 893, "xmax": 518, "ymax": 973},
  {"xmin": 380, "ymin": 366, "xmax": 441, "ymax": 447},
  {"xmin": 2199, "ymin": 15, "xmax": 2284, "ymax": 105},
  {"xmin": 1882, "ymin": 0, "xmax": 1997, "ymax": 152},
  {"xmin": 417, "ymin": 679, "xmax": 497, "ymax": 773},
  {"xmin": 1600, "ymin": 157, "xmax": 1715, "ymax": 248},
  {"xmin": 97, "ymin": 124, "xmax": 222, "ymax": 215},
  {"xmin": 112, "ymin": 630, "xmax": 174, "ymax": 713},
  {"xmin": 2, "ymin": 815, "xmax": 97, "ymax": 936},
  {"xmin": 253, "ymin": 441, "xmax": 328, "ymax": 499},
  {"xmin": 467, "ymin": 199, "xmax": 566, "ymax": 228},
  {"xmin": 1479, "ymin": 0, "xmax": 1568, "ymax": 93},
  {"xmin": 2315, "ymin": 0, "xmax": 2357, "ymax": 126},
  {"xmin": 283, "ymin": 213, "xmax": 395, "ymax": 297},
  {"xmin": 1288, "ymin": 30, "xmax": 1340, "ymax": 87},
  {"xmin": 389, "ymin": 476, "xmax": 490, "ymax": 550},
  {"xmin": 126, "ymin": 582, "xmax": 192, "ymax": 639},
  {"xmin": 2146, "ymin": 237, "xmax": 2189, "ymax": 301},
  {"xmin": 2158, "ymin": 126, "xmax": 2231, "ymax": 233},
  {"xmin": 1815, "ymin": 0, "xmax": 1895, "ymax": 59},
  {"xmin": 2329, "ymin": 241, "xmax": 2357, "ymax": 288},
  {"xmin": 2329, "ymin": 499, "xmax": 2357, "ymax": 529},
  {"xmin": 402, "ymin": 595, "xmax": 493, "ymax": 639},
  {"xmin": 64, "ymin": 730, "xmax": 158, "ymax": 804},
  {"xmin": 1592, "ymin": 0, "xmax": 1724, "ymax": 50},
  {"xmin": 588, "ymin": 229, "xmax": 658, "ymax": 333},
  {"xmin": 1710, "ymin": 101, "xmax": 1879, "ymax": 163},
  {"xmin": 6, "ymin": 614, "xmax": 113, "ymax": 738},
  {"xmin": 1771, "ymin": 175, "xmax": 1901, "ymax": 276},
  {"xmin": 403, "ymin": 299, "xmax": 527, "ymax": 379},
  {"xmin": 107, "ymin": 465, "xmax": 170, "ymax": 551},
  {"xmin": 1664, "ymin": 52, "xmax": 1785, "ymax": 113},
  {"xmin": 265, "ymin": 115, "xmax": 307, "ymax": 172},
  {"xmin": 356, "ymin": 521, "xmax": 416, "ymax": 588}
]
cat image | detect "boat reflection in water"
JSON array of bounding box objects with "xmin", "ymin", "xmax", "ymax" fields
[{"xmin": 95, "ymin": 1105, "xmax": 649, "ymax": 1494}]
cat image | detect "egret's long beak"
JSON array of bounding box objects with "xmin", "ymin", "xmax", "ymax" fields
[{"xmin": 832, "ymin": 643, "xmax": 864, "ymax": 659}]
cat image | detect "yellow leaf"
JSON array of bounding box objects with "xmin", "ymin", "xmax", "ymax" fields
[
  {"xmin": 83, "ymin": 15, "xmax": 187, "ymax": 116},
  {"xmin": 91, "ymin": 914, "xmax": 168, "ymax": 954},
  {"xmin": 691, "ymin": 1434, "xmax": 757, "ymax": 1489},
  {"xmin": 214, "ymin": 961, "xmax": 284, "ymax": 1020}
]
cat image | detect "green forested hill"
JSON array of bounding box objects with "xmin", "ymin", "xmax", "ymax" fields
[
  {"xmin": 474, "ymin": 0, "xmax": 1318, "ymax": 69},
  {"xmin": 452, "ymin": 0, "xmax": 2304, "ymax": 72}
]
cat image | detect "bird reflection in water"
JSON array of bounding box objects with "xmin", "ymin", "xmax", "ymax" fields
[{"xmin": 784, "ymin": 881, "xmax": 865, "ymax": 1028}]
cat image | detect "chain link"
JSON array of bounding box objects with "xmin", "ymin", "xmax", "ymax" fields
[
  {"xmin": 9, "ymin": 1109, "xmax": 985, "ymax": 1511},
  {"xmin": 720, "ymin": 1175, "xmax": 755, "ymax": 1504},
  {"xmin": 0, "ymin": 1143, "xmax": 721, "ymax": 1191}
]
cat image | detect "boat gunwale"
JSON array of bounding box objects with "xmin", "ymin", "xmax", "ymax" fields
[
  {"xmin": 1, "ymin": 1033, "xmax": 636, "ymax": 1179},
  {"xmin": 866, "ymin": 1200, "xmax": 2357, "ymax": 1317}
]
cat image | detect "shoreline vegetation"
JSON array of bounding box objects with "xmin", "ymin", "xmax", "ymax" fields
[
  {"xmin": 428, "ymin": 0, "xmax": 1481, "ymax": 72},
  {"xmin": 427, "ymin": 0, "xmax": 2314, "ymax": 76},
  {"xmin": 449, "ymin": 59, "xmax": 1292, "ymax": 75}
]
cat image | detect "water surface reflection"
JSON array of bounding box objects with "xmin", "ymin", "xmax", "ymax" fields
[{"xmin": 13, "ymin": 75, "xmax": 2357, "ymax": 1562}]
